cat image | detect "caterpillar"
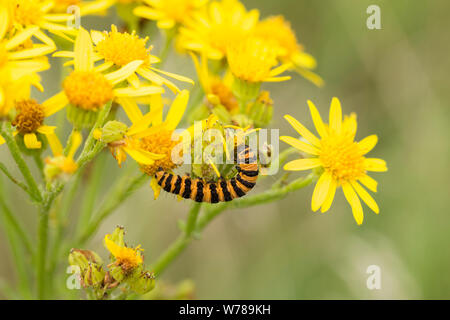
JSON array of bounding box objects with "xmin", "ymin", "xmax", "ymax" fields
[{"xmin": 155, "ymin": 144, "xmax": 259, "ymax": 203}]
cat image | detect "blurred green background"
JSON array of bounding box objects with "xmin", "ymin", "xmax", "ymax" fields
[{"xmin": 1, "ymin": 0, "xmax": 449, "ymax": 299}]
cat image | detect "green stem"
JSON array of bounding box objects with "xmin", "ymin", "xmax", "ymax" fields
[
  {"xmin": 77, "ymin": 102, "xmax": 112, "ymax": 165},
  {"xmin": 0, "ymin": 122, "xmax": 42, "ymax": 202},
  {"xmin": 49, "ymin": 168, "xmax": 84, "ymax": 275},
  {"xmin": 152, "ymin": 203, "xmax": 202, "ymax": 276},
  {"xmin": 76, "ymin": 172, "xmax": 148, "ymax": 245},
  {"xmin": 0, "ymin": 178, "xmax": 32, "ymax": 298},
  {"xmin": 32, "ymin": 152, "xmax": 45, "ymax": 180},
  {"xmin": 75, "ymin": 153, "xmax": 106, "ymax": 238},
  {"xmin": 0, "ymin": 162, "xmax": 30, "ymax": 195},
  {"xmin": 37, "ymin": 204, "xmax": 49, "ymax": 299},
  {"xmin": 158, "ymin": 28, "xmax": 175, "ymax": 67}
]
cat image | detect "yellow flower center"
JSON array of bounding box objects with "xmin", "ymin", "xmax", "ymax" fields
[
  {"xmin": 159, "ymin": 0, "xmax": 195, "ymax": 22},
  {"xmin": 12, "ymin": 99, "xmax": 45, "ymax": 134},
  {"xmin": 13, "ymin": 0, "xmax": 43, "ymax": 26},
  {"xmin": 255, "ymin": 16, "xmax": 301, "ymax": 58},
  {"xmin": 63, "ymin": 71, "xmax": 114, "ymax": 111},
  {"xmin": 227, "ymin": 37, "xmax": 278, "ymax": 83},
  {"xmin": 0, "ymin": 44, "xmax": 8, "ymax": 68},
  {"xmin": 319, "ymin": 133, "xmax": 365, "ymax": 182},
  {"xmin": 139, "ymin": 130, "xmax": 181, "ymax": 176},
  {"xmin": 96, "ymin": 29, "xmax": 150, "ymax": 66}
]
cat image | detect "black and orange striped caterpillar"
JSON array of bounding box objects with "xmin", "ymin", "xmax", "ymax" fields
[{"xmin": 155, "ymin": 144, "xmax": 258, "ymax": 203}]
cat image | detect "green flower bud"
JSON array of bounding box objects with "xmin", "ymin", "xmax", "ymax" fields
[
  {"xmin": 129, "ymin": 272, "xmax": 155, "ymax": 295},
  {"xmin": 231, "ymin": 76, "xmax": 261, "ymax": 104},
  {"xmin": 100, "ymin": 121, "xmax": 128, "ymax": 144},
  {"xmin": 109, "ymin": 263, "xmax": 126, "ymax": 283},
  {"xmin": 247, "ymin": 91, "xmax": 273, "ymax": 128},
  {"xmin": 83, "ymin": 263, "xmax": 105, "ymax": 287},
  {"xmin": 69, "ymin": 249, "xmax": 103, "ymax": 272},
  {"xmin": 109, "ymin": 226, "xmax": 125, "ymax": 247},
  {"xmin": 66, "ymin": 104, "xmax": 99, "ymax": 129}
]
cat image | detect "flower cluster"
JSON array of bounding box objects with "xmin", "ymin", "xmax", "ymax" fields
[
  {"xmin": 0, "ymin": 0, "xmax": 388, "ymax": 301},
  {"xmin": 69, "ymin": 227, "xmax": 155, "ymax": 299}
]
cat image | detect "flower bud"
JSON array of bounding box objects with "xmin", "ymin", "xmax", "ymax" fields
[
  {"xmin": 99, "ymin": 121, "xmax": 128, "ymax": 144},
  {"xmin": 129, "ymin": 271, "xmax": 155, "ymax": 295},
  {"xmin": 247, "ymin": 91, "xmax": 273, "ymax": 127},
  {"xmin": 68, "ymin": 249, "xmax": 103, "ymax": 271}
]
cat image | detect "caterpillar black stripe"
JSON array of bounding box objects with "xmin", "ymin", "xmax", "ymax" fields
[{"xmin": 155, "ymin": 144, "xmax": 259, "ymax": 203}]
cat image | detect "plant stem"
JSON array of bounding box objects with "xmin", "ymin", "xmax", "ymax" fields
[
  {"xmin": 37, "ymin": 204, "xmax": 49, "ymax": 299},
  {"xmin": 76, "ymin": 172, "xmax": 148, "ymax": 245},
  {"xmin": 77, "ymin": 102, "xmax": 112, "ymax": 166},
  {"xmin": 0, "ymin": 122, "xmax": 42, "ymax": 202},
  {"xmin": 151, "ymin": 203, "xmax": 202, "ymax": 276},
  {"xmin": 0, "ymin": 162, "xmax": 30, "ymax": 193}
]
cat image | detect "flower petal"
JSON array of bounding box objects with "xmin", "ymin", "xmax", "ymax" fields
[
  {"xmin": 68, "ymin": 131, "xmax": 83, "ymax": 159},
  {"xmin": 284, "ymin": 158, "xmax": 321, "ymax": 171},
  {"xmin": 283, "ymin": 115, "xmax": 320, "ymax": 147},
  {"xmin": 307, "ymin": 100, "xmax": 328, "ymax": 138},
  {"xmin": 311, "ymin": 172, "xmax": 332, "ymax": 211},
  {"xmin": 74, "ymin": 28, "xmax": 94, "ymax": 71},
  {"xmin": 116, "ymin": 97, "xmax": 143, "ymax": 124},
  {"xmin": 45, "ymin": 132, "xmax": 63, "ymax": 156},
  {"xmin": 114, "ymin": 85, "xmax": 164, "ymax": 97},
  {"xmin": 351, "ymin": 180, "xmax": 379, "ymax": 214},
  {"xmin": 365, "ymin": 158, "xmax": 388, "ymax": 172},
  {"xmin": 150, "ymin": 177, "xmax": 161, "ymax": 200},
  {"xmin": 42, "ymin": 91, "xmax": 69, "ymax": 117},
  {"xmin": 151, "ymin": 67, "xmax": 194, "ymax": 85},
  {"xmin": 104, "ymin": 60, "xmax": 144, "ymax": 84},
  {"xmin": 329, "ymin": 97, "xmax": 342, "ymax": 134},
  {"xmin": 164, "ymin": 90, "xmax": 189, "ymax": 130},
  {"xmin": 358, "ymin": 174, "xmax": 378, "ymax": 193},
  {"xmin": 24, "ymin": 133, "xmax": 42, "ymax": 149},
  {"xmin": 342, "ymin": 182, "xmax": 364, "ymax": 225},
  {"xmin": 358, "ymin": 135, "xmax": 378, "ymax": 155},
  {"xmin": 321, "ymin": 179, "xmax": 337, "ymax": 213},
  {"xmin": 123, "ymin": 146, "xmax": 164, "ymax": 165},
  {"xmin": 280, "ymin": 136, "xmax": 320, "ymax": 155}
]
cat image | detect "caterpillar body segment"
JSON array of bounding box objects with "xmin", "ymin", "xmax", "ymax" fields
[{"xmin": 155, "ymin": 144, "xmax": 259, "ymax": 203}]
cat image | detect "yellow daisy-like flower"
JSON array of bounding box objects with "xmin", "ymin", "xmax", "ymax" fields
[
  {"xmin": 8, "ymin": 0, "xmax": 78, "ymax": 34},
  {"xmin": 178, "ymin": 0, "xmax": 259, "ymax": 60},
  {"xmin": 104, "ymin": 234, "xmax": 143, "ymax": 272},
  {"xmin": 281, "ymin": 97, "xmax": 388, "ymax": 225},
  {"xmin": 227, "ymin": 36, "xmax": 291, "ymax": 84},
  {"xmin": 0, "ymin": 99, "xmax": 58, "ymax": 149},
  {"xmin": 46, "ymin": 28, "xmax": 164, "ymax": 126},
  {"xmin": 85, "ymin": 25, "xmax": 194, "ymax": 93},
  {"xmin": 254, "ymin": 15, "xmax": 323, "ymax": 87},
  {"xmin": 134, "ymin": 0, "xmax": 208, "ymax": 30},
  {"xmin": 0, "ymin": 6, "xmax": 54, "ymax": 116}
]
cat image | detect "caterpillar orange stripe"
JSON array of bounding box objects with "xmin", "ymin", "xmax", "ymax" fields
[{"xmin": 155, "ymin": 144, "xmax": 259, "ymax": 203}]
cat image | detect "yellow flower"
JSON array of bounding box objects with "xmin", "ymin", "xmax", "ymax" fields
[
  {"xmin": 0, "ymin": 6, "xmax": 54, "ymax": 115},
  {"xmin": 85, "ymin": 25, "xmax": 194, "ymax": 93},
  {"xmin": 134, "ymin": 90, "xmax": 189, "ymax": 176},
  {"xmin": 254, "ymin": 15, "xmax": 323, "ymax": 87},
  {"xmin": 134, "ymin": 0, "xmax": 208, "ymax": 30},
  {"xmin": 8, "ymin": 0, "xmax": 78, "ymax": 34},
  {"xmin": 227, "ymin": 36, "xmax": 291, "ymax": 84},
  {"xmin": 281, "ymin": 98, "xmax": 388, "ymax": 225},
  {"xmin": 104, "ymin": 234, "xmax": 143, "ymax": 272},
  {"xmin": 46, "ymin": 28, "xmax": 164, "ymax": 126},
  {"xmin": 44, "ymin": 130, "xmax": 81, "ymax": 180},
  {"xmin": 0, "ymin": 99, "xmax": 58, "ymax": 150},
  {"xmin": 178, "ymin": 0, "xmax": 259, "ymax": 60},
  {"xmin": 190, "ymin": 53, "xmax": 237, "ymax": 112}
]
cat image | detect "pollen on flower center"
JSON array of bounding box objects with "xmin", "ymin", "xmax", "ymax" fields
[
  {"xmin": 13, "ymin": 0, "xmax": 43, "ymax": 26},
  {"xmin": 12, "ymin": 99, "xmax": 45, "ymax": 134},
  {"xmin": 63, "ymin": 71, "xmax": 113, "ymax": 111},
  {"xmin": 96, "ymin": 28, "xmax": 150, "ymax": 66},
  {"xmin": 227, "ymin": 37, "xmax": 278, "ymax": 83},
  {"xmin": 139, "ymin": 130, "xmax": 182, "ymax": 176},
  {"xmin": 319, "ymin": 134, "xmax": 366, "ymax": 182}
]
